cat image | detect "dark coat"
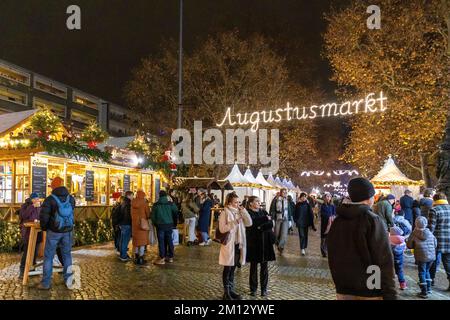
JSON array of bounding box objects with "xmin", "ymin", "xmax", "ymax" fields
[
  {"xmin": 246, "ymin": 208, "xmax": 276, "ymax": 263},
  {"xmin": 400, "ymin": 195, "xmax": 414, "ymax": 224},
  {"xmin": 419, "ymin": 197, "xmax": 433, "ymax": 220},
  {"xmin": 119, "ymin": 197, "xmax": 132, "ymax": 226},
  {"xmin": 19, "ymin": 199, "xmax": 42, "ymax": 243},
  {"xmin": 327, "ymin": 203, "xmax": 397, "ymax": 300},
  {"xmin": 293, "ymin": 201, "xmax": 315, "ymax": 228},
  {"xmin": 269, "ymin": 196, "xmax": 294, "ymax": 221},
  {"xmin": 320, "ymin": 203, "xmax": 336, "ymax": 237},
  {"xmin": 198, "ymin": 198, "xmax": 213, "ymax": 232},
  {"xmin": 40, "ymin": 186, "xmax": 75, "ymax": 233}
]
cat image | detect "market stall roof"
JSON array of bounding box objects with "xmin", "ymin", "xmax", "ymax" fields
[
  {"xmin": 225, "ymin": 164, "xmax": 251, "ymax": 185},
  {"xmin": 243, "ymin": 167, "xmax": 260, "ymax": 185},
  {"xmin": 0, "ymin": 110, "xmax": 38, "ymax": 136},
  {"xmin": 274, "ymin": 176, "xmax": 284, "ymax": 188},
  {"xmin": 97, "ymin": 136, "xmax": 135, "ymax": 150},
  {"xmin": 287, "ymin": 179, "xmax": 296, "ymax": 189},
  {"xmin": 266, "ymin": 173, "xmax": 279, "ymax": 188},
  {"xmin": 371, "ymin": 155, "xmax": 423, "ymax": 186},
  {"xmin": 255, "ymin": 170, "xmax": 273, "ymax": 188},
  {"xmin": 281, "ymin": 178, "xmax": 291, "ymax": 189}
]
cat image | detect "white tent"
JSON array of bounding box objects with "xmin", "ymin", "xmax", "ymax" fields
[
  {"xmin": 274, "ymin": 176, "xmax": 284, "ymax": 188},
  {"xmin": 255, "ymin": 169, "xmax": 276, "ymax": 204},
  {"xmin": 266, "ymin": 173, "xmax": 278, "ymax": 188},
  {"xmin": 244, "ymin": 167, "xmax": 263, "ymax": 198},
  {"xmin": 224, "ymin": 164, "xmax": 251, "ymax": 200},
  {"xmin": 371, "ymin": 155, "xmax": 424, "ymax": 199}
]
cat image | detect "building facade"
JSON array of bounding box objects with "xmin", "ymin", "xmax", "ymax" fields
[{"xmin": 0, "ymin": 58, "xmax": 136, "ymax": 137}]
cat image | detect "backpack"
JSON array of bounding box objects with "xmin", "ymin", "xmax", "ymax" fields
[{"xmin": 51, "ymin": 194, "xmax": 74, "ymax": 231}]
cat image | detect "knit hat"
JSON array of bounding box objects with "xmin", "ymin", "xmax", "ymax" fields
[
  {"xmin": 159, "ymin": 190, "xmax": 168, "ymax": 198},
  {"xmin": 389, "ymin": 226, "xmax": 403, "ymax": 236},
  {"xmin": 50, "ymin": 177, "xmax": 64, "ymax": 189},
  {"xmin": 386, "ymin": 194, "xmax": 395, "ymax": 201},
  {"xmin": 30, "ymin": 192, "xmax": 39, "ymax": 199},
  {"xmin": 347, "ymin": 178, "xmax": 375, "ymax": 202},
  {"xmin": 415, "ymin": 216, "xmax": 428, "ymax": 229}
]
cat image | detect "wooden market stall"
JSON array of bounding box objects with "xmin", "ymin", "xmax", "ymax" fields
[{"xmin": 0, "ymin": 110, "xmax": 166, "ymax": 222}]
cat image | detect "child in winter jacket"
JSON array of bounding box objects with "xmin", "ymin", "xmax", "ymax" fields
[
  {"xmin": 406, "ymin": 216, "xmax": 437, "ymax": 299},
  {"xmin": 389, "ymin": 226, "xmax": 407, "ymax": 290}
]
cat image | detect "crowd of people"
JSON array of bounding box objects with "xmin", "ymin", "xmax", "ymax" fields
[{"xmin": 16, "ymin": 176, "xmax": 450, "ymax": 300}]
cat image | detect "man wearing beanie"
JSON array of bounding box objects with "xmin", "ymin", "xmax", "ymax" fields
[
  {"xmin": 407, "ymin": 216, "xmax": 437, "ymax": 298},
  {"xmin": 373, "ymin": 194, "xmax": 395, "ymax": 232},
  {"xmin": 39, "ymin": 176, "xmax": 75, "ymax": 290},
  {"xmin": 327, "ymin": 177, "xmax": 397, "ymax": 300}
]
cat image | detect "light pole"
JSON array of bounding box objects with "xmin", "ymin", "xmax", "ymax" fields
[{"xmin": 177, "ymin": 0, "xmax": 183, "ymax": 129}]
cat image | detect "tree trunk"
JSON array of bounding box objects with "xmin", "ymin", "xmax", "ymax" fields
[{"xmin": 420, "ymin": 153, "xmax": 433, "ymax": 188}]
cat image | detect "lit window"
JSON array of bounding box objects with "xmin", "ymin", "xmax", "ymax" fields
[
  {"xmin": 71, "ymin": 109, "xmax": 97, "ymax": 124},
  {"xmin": 0, "ymin": 63, "xmax": 30, "ymax": 85},
  {"xmin": 33, "ymin": 76, "xmax": 67, "ymax": 99},
  {"xmin": 15, "ymin": 160, "xmax": 30, "ymax": 203},
  {"xmin": 72, "ymin": 91, "xmax": 99, "ymax": 110},
  {"xmin": 33, "ymin": 97, "xmax": 66, "ymax": 118},
  {"xmin": 0, "ymin": 85, "xmax": 27, "ymax": 105},
  {"xmin": 0, "ymin": 161, "xmax": 13, "ymax": 204}
]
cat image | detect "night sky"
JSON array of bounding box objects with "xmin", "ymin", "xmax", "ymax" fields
[{"xmin": 0, "ymin": 0, "xmax": 343, "ymax": 105}]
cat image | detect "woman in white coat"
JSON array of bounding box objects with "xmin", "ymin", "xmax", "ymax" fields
[{"xmin": 219, "ymin": 192, "xmax": 252, "ymax": 300}]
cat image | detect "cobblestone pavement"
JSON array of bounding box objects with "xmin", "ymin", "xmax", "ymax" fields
[{"xmin": 0, "ymin": 227, "xmax": 449, "ymax": 300}]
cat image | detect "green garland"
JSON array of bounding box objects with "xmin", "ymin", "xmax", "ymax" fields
[
  {"xmin": 0, "ymin": 219, "xmax": 114, "ymax": 252},
  {"xmin": 32, "ymin": 138, "xmax": 111, "ymax": 162}
]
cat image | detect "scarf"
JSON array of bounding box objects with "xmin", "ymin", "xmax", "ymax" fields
[
  {"xmin": 433, "ymin": 199, "xmax": 448, "ymax": 206},
  {"xmin": 226, "ymin": 206, "xmax": 248, "ymax": 265}
]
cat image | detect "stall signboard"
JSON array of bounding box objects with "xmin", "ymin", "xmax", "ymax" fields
[
  {"xmin": 31, "ymin": 157, "xmax": 48, "ymax": 199},
  {"xmin": 85, "ymin": 170, "xmax": 94, "ymax": 201},
  {"xmin": 123, "ymin": 174, "xmax": 130, "ymax": 192}
]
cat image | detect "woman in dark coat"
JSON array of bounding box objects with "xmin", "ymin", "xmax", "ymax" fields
[
  {"xmin": 320, "ymin": 193, "xmax": 336, "ymax": 258},
  {"xmin": 294, "ymin": 192, "xmax": 316, "ymax": 256},
  {"xmin": 198, "ymin": 191, "xmax": 214, "ymax": 245},
  {"xmin": 246, "ymin": 196, "xmax": 276, "ymax": 297}
]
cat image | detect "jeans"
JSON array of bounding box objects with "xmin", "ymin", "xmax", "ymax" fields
[
  {"xmin": 249, "ymin": 262, "xmax": 268, "ymax": 293},
  {"xmin": 185, "ymin": 217, "xmax": 196, "ymax": 242},
  {"xmin": 41, "ymin": 231, "xmax": 72, "ymax": 287},
  {"xmin": 298, "ymin": 227, "xmax": 309, "ymax": 250},
  {"xmin": 119, "ymin": 225, "xmax": 131, "ymax": 259},
  {"xmin": 418, "ymin": 261, "xmax": 433, "ymax": 285},
  {"xmin": 275, "ymin": 219, "xmax": 289, "ymax": 249},
  {"xmin": 20, "ymin": 240, "xmax": 41, "ymax": 275},
  {"xmin": 156, "ymin": 224, "xmax": 174, "ymax": 259},
  {"xmin": 430, "ymin": 252, "xmax": 450, "ymax": 280},
  {"xmin": 201, "ymin": 231, "xmax": 210, "ymax": 243},
  {"xmin": 393, "ymin": 252, "xmax": 405, "ymax": 283}
]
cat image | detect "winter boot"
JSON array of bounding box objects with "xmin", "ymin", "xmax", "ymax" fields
[
  {"xmin": 417, "ymin": 284, "xmax": 428, "ymax": 299},
  {"xmin": 223, "ymin": 286, "xmax": 233, "ymax": 300},
  {"xmin": 229, "ymin": 284, "xmax": 242, "ymax": 300},
  {"xmin": 134, "ymin": 254, "xmax": 140, "ymax": 264}
]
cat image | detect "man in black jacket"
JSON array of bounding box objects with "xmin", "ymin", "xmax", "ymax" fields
[
  {"xmin": 327, "ymin": 177, "xmax": 397, "ymax": 300},
  {"xmin": 118, "ymin": 191, "xmax": 133, "ymax": 262},
  {"xmin": 293, "ymin": 193, "xmax": 316, "ymax": 256},
  {"xmin": 38, "ymin": 177, "xmax": 75, "ymax": 290}
]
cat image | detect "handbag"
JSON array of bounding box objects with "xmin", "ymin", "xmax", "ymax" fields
[
  {"xmin": 139, "ymin": 218, "xmax": 150, "ymax": 231},
  {"xmin": 213, "ymin": 227, "xmax": 230, "ymax": 245}
]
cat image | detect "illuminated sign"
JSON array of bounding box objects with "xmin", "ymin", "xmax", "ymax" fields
[{"xmin": 216, "ymin": 92, "xmax": 387, "ymax": 132}]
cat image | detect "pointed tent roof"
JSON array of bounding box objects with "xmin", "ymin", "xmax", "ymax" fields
[
  {"xmin": 274, "ymin": 176, "xmax": 284, "ymax": 188},
  {"xmin": 287, "ymin": 179, "xmax": 296, "ymax": 189},
  {"xmin": 243, "ymin": 167, "xmax": 259, "ymax": 185},
  {"xmin": 255, "ymin": 170, "xmax": 273, "ymax": 188},
  {"xmin": 225, "ymin": 164, "xmax": 250, "ymax": 185},
  {"xmin": 266, "ymin": 173, "xmax": 279, "ymax": 188},
  {"xmin": 371, "ymin": 155, "xmax": 423, "ymax": 185}
]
